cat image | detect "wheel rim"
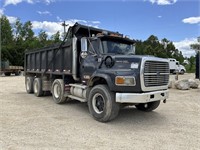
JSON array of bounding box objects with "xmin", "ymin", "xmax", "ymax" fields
[
  {"xmin": 92, "ymin": 93, "xmax": 105, "ymax": 114},
  {"xmin": 26, "ymin": 79, "xmax": 30, "ymax": 91},
  {"xmin": 34, "ymin": 81, "xmax": 38, "ymax": 93},
  {"xmin": 144, "ymin": 103, "xmax": 148, "ymax": 108},
  {"xmin": 53, "ymin": 84, "xmax": 61, "ymax": 99}
]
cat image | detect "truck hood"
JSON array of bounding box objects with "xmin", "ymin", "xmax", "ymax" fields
[{"xmin": 102, "ymin": 54, "xmax": 168, "ymax": 70}]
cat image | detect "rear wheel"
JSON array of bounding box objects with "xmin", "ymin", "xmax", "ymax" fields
[
  {"xmin": 33, "ymin": 78, "xmax": 43, "ymax": 97},
  {"xmin": 180, "ymin": 69, "xmax": 185, "ymax": 74},
  {"xmin": 25, "ymin": 76, "xmax": 34, "ymax": 94},
  {"xmin": 88, "ymin": 85, "xmax": 120, "ymax": 122},
  {"xmin": 52, "ymin": 79, "xmax": 66, "ymax": 104},
  {"xmin": 15, "ymin": 70, "xmax": 21, "ymax": 76},
  {"xmin": 135, "ymin": 101, "xmax": 160, "ymax": 112}
]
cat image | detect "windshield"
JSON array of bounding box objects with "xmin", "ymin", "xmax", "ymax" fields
[{"xmin": 101, "ymin": 40, "xmax": 135, "ymax": 55}]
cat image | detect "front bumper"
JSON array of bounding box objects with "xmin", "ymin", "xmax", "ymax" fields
[{"xmin": 116, "ymin": 90, "xmax": 169, "ymax": 103}]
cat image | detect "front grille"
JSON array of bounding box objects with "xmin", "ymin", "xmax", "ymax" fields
[{"xmin": 144, "ymin": 61, "xmax": 169, "ymax": 87}]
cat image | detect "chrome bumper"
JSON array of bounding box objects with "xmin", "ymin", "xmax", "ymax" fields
[{"xmin": 116, "ymin": 90, "xmax": 169, "ymax": 103}]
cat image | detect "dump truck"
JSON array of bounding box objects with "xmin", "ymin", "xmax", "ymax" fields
[
  {"xmin": 0, "ymin": 61, "xmax": 23, "ymax": 76},
  {"xmin": 24, "ymin": 23, "xmax": 170, "ymax": 122}
]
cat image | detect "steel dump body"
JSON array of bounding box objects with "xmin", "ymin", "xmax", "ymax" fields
[{"xmin": 25, "ymin": 43, "xmax": 73, "ymax": 75}]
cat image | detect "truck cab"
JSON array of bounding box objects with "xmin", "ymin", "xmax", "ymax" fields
[{"xmin": 168, "ymin": 58, "xmax": 186, "ymax": 74}]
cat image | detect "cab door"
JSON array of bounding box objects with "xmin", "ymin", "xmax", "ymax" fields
[{"xmin": 80, "ymin": 39, "xmax": 98, "ymax": 83}]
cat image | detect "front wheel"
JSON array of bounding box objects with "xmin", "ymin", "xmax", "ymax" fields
[
  {"xmin": 135, "ymin": 101, "xmax": 160, "ymax": 112},
  {"xmin": 88, "ymin": 85, "xmax": 120, "ymax": 122}
]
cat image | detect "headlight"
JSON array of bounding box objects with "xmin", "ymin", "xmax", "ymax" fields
[
  {"xmin": 115, "ymin": 76, "xmax": 136, "ymax": 86},
  {"xmin": 130, "ymin": 62, "xmax": 139, "ymax": 69}
]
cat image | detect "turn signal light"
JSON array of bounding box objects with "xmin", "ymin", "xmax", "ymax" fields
[
  {"xmin": 115, "ymin": 76, "xmax": 136, "ymax": 86},
  {"xmin": 116, "ymin": 77, "xmax": 125, "ymax": 84}
]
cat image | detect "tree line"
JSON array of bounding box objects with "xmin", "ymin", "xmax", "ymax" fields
[
  {"xmin": 0, "ymin": 15, "xmax": 195, "ymax": 72},
  {"xmin": 1, "ymin": 16, "xmax": 61, "ymax": 66}
]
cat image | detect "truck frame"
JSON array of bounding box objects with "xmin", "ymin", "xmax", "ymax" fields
[{"xmin": 24, "ymin": 23, "xmax": 169, "ymax": 122}]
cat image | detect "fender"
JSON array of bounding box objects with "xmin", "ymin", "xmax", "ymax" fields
[{"xmin": 88, "ymin": 72, "xmax": 114, "ymax": 91}]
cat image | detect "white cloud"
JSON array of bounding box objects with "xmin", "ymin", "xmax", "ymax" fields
[
  {"xmin": 158, "ymin": 15, "xmax": 162, "ymax": 18},
  {"xmin": 37, "ymin": 11, "xmax": 52, "ymax": 15},
  {"xmin": 31, "ymin": 19, "xmax": 101, "ymax": 36},
  {"xmin": 43, "ymin": 0, "xmax": 55, "ymax": 5},
  {"xmin": 7, "ymin": 16, "xmax": 18, "ymax": 24},
  {"xmin": 3, "ymin": 0, "xmax": 54, "ymax": 6},
  {"xmin": 149, "ymin": 0, "xmax": 177, "ymax": 5},
  {"xmin": 91, "ymin": 21, "xmax": 101, "ymax": 24},
  {"xmin": 182, "ymin": 16, "xmax": 200, "ymax": 24},
  {"xmin": 32, "ymin": 21, "xmax": 64, "ymax": 36},
  {"xmin": 4, "ymin": 0, "xmax": 34, "ymax": 6},
  {"xmin": 0, "ymin": 8, "xmax": 5, "ymax": 17},
  {"xmin": 174, "ymin": 38, "xmax": 197, "ymax": 57},
  {"xmin": 4, "ymin": 0, "xmax": 22, "ymax": 6},
  {"xmin": 56, "ymin": 16, "xmax": 62, "ymax": 21},
  {"xmin": 0, "ymin": 8, "xmax": 17, "ymax": 23}
]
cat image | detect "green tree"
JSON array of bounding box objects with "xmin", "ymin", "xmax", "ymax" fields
[
  {"xmin": 50, "ymin": 31, "xmax": 61, "ymax": 43},
  {"xmin": 12, "ymin": 20, "xmax": 36, "ymax": 65},
  {"xmin": 190, "ymin": 37, "xmax": 200, "ymax": 51},
  {"xmin": 186, "ymin": 56, "xmax": 196, "ymax": 72},
  {"xmin": 135, "ymin": 35, "xmax": 184, "ymax": 62},
  {"xmin": 0, "ymin": 16, "xmax": 14, "ymax": 62},
  {"xmin": 38, "ymin": 30, "xmax": 48, "ymax": 46}
]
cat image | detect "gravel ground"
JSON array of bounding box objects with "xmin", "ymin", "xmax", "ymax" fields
[{"xmin": 0, "ymin": 74, "xmax": 200, "ymax": 150}]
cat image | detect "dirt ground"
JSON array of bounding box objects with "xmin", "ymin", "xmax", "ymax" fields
[{"xmin": 0, "ymin": 74, "xmax": 200, "ymax": 150}]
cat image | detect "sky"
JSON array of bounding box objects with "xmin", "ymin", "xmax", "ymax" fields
[{"xmin": 0, "ymin": 0, "xmax": 200, "ymax": 57}]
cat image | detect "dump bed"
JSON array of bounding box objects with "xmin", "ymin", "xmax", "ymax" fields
[{"xmin": 25, "ymin": 42, "xmax": 73, "ymax": 75}]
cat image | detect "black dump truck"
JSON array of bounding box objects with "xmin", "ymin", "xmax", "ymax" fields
[{"xmin": 25, "ymin": 23, "xmax": 169, "ymax": 122}]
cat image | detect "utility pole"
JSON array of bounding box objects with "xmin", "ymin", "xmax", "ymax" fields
[
  {"xmin": 196, "ymin": 37, "xmax": 200, "ymax": 79},
  {"xmin": 61, "ymin": 21, "xmax": 69, "ymax": 36}
]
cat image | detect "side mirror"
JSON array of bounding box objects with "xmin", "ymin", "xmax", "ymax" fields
[{"xmin": 81, "ymin": 37, "xmax": 88, "ymax": 52}]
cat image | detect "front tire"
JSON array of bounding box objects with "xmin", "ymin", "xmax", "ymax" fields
[
  {"xmin": 33, "ymin": 78, "xmax": 43, "ymax": 97},
  {"xmin": 51, "ymin": 79, "xmax": 66, "ymax": 104},
  {"xmin": 88, "ymin": 85, "xmax": 120, "ymax": 122},
  {"xmin": 135, "ymin": 101, "xmax": 160, "ymax": 112}
]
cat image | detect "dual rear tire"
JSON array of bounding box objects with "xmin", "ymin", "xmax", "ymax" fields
[
  {"xmin": 51, "ymin": 79, "xmax": 66, "ymax": 104},
  {"xmin": 25, "ymin": 76, "xmax": 34, "ymax": 93},
  {"xmin": 33, "ymin": 78, "xmax": 43, "ymax": 97},
  {"xmin": 25, "ymin": 77, "xmax": 66, "ymax": 104},
  {"xmin": 25, "ymin": 77, "xmax": 43, "ymax": 96}
]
